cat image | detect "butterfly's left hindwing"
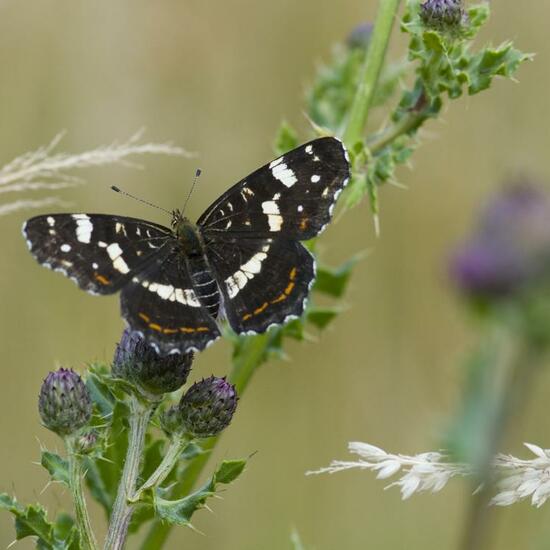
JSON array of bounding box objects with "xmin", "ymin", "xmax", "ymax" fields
[
  {"xmin": 23, "ymin": 214, "xmax": 171, "ymax": 295},
  {"xmin": 205, "ymin": 236, "xmax": 315, "ymax": 334}
]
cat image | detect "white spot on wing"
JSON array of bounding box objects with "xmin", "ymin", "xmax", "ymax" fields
[
  {"xmin": 261, "ymin": 200, "xmax": 279, "ymax": 215},
  {"xmin": 61, "ymin": 244, "xmax": 71, "ymax": 253},
  {"xmin": 106, "ymin": 243, "xmax": 122, "ymax": 259},
  {"xmin": 225, "ymin": 244, "xmax": 270, "ymax": 297},
  {"xmin": 113, "ymin": 256, "xmax": 129, "ymax": 274},
  {"xmin": 47, "ymin": 216, "xmax": 55, "ymax": 227},
  {"xmin": 311, "ymin": 175, "xmax": 321, "ymax": 183},
  {"xmin": 272, "ymin": 162, "xmax": 297, "ymax": 188},
  {"xmin": 74, "ymin": 214, "xmax": 93, "ymax": 244},
  {"xmin": 241, "ymin": 250, "xmax": 267, "ymax": 275},
  {"xmin": 267, "ymin": 215, "xmax": 282, "ymax": 231},
  {"xmin": 297, "ymin": 205, "xmax": 304, "ymax": 213},
  {"xmin": 262, "ymin": 199, "xmax": 282, "ymax": 231},
  {"xmin": 106, "ymin": 242, "xmax": 129, "ymax": 273},
  {"xmin": 156, "ymin": 284, "xmax": 174, "ymax": 300},
  {"xmin": 98, "ymin": 241, "xmax": 107, "ymax": 248},
  {"xmin": 269, "ymin": 156, "xmax": 284, "ymax": 169}
]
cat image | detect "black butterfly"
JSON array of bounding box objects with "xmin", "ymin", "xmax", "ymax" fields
[{"xmin": 23, "ymin": 137, "xmax": 350, "ymax": 354}]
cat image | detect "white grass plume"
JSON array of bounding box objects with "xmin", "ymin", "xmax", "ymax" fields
[
  {"xmin": 0, "ymin": 129, "xmax": 193, "ymax": 216},
  {"xmin": 307, "ymin": 441, "xmax": 550, "ymax": 507}
]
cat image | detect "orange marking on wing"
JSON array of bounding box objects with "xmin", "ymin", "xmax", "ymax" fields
[
  {"xmin": 196, "ymin": 327, "xmax": 209, "ymax": 332},
  {"xmin": 284, "ymin": 281, "xmax": 295, "ymax": 295},
  {"xmin": 139, "ymin": 312, "xmax": 151, "ymax": 323},
  {"xmin": 94, "ymin": 274, "xmax": 111, "ymax": 285},
  {"xmin": 149, "ymin": 323, "xmax": 162, "ymax": 332},
  {"xmin": 270, "ymin": 293, "xmax": 287, "ymax": 304},
  {"xmin": 180, "ymin": 327, "xmax": 196, "ymax": 333},
  {"xmin": 254, "ymin": 302, "xmax": 269, "ymax": 315},
  {"xmin": 163, "ymin": 328, "xmax": 178, "ymax": 335},
  {"xmin": 243, "ymin": 266, "xmax": 300, "ymax": 321},
  {"xmin": 299, "ymin": 218, "xmax": 308, "ymax": 231}
]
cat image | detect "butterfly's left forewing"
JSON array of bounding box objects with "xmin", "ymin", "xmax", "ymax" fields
[
  {"xmin": 197, "ymin": 137, "xmax": 350, "ymax": 240},
  {"xmin": 23, "ymin": 214, "xmax": 172, "ymax": 295}
]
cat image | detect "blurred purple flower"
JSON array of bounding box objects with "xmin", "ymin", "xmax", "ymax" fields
[
  {"xmin": 347, "ymin": 23, "xmax": 373, "ymax": 50},
  {"xmin": 450, "ymin": 182, "xmax": 550, "ymax": 300}
]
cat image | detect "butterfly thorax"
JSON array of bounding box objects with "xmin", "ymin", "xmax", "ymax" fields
[{"xmin": 171, "ymin": 211, "xmax": 204, "ymax": 258}]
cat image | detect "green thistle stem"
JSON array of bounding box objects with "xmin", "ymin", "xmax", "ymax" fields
[
  {"xmin": 104, "ymin": 396, "xmax": 153, "ymax": 550},
  {"xmin": 139, "ymin": 332, "xmax": 274, "ymax": 549},
  {"xmin": 66, "ymin": 437, "xmax": 98, "ymax": 550},
  {"xmin": 131, "ymin": 435, "xmax": 190, "ymax": 503},
  {"xmin": 460, "ymin": 341, "xmax": 543, "ymax": 550},
  {"xmin": 342, "ymin": 0, "xmax": 402, "ymax": 148}
]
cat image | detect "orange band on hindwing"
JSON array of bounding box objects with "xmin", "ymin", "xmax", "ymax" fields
[{"xmin": 241, "ymin": 266, "xmax": 299, "ymax": 320}]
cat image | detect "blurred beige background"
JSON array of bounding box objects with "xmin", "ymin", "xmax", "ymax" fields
[{"xmin": 1, "ymin": 1, "xmax": 549, "ymax": 548}]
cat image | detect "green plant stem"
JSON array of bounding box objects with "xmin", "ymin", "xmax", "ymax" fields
[
  {"xmin": 140, "ymin": 332, "xmax": 274, "ymax": 549},
  {"xmin": 140, "ymin": 6, "xmax": 403, "ymax": 548},
  {"xmin": 342, "ymin": 0, "xmax": 402, "ymax": 148},
  {"xmin": 104, "ymin": 396, "xmax": 153, "ymax": 550},
  {"xmin": 367, "ymin": 110, "xmax": 426, "ymax": 154},
  {"xmin": 131, "ymin": 435, "xmax": 190, "ymax": 503},
  {"xmin": 66, "ymin": 437, "xmax": 98, "ymax": 550},
  {"xmin": 460, "ymin": 341, "xmax": 543, "ymax": 550}
]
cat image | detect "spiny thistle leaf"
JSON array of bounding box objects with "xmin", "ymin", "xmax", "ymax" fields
[
  {"xmin": 153, "ymin": 459, "xmax": 247, "ymax": 527},
  {"xmin": 314, "ymin": 255, "xmax": 362, "ymax": 298},
  {"xmin": 0, "ymin": 494, "xmax": 78, "ymax": 549},
  {"xmin": 41, "ymin": 451, "xmax": 70, "ymax": 487}
]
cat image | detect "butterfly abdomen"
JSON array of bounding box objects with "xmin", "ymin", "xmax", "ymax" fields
[{"xmin": 188, "ymin": 257, "xmax": 220, "ymax": 318}]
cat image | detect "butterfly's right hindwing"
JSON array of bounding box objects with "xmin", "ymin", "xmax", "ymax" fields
[{"xmin": 23, "ymin": 214, "xmax": 172, "ymax": 295}]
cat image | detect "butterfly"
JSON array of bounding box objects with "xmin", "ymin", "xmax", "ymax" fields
[{"xmin": 23, "ymin": 137, "xmax": 350, "ymax": 354}]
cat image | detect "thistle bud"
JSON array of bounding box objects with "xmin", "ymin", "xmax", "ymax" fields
[
  {"xmin": 346, "ymin": 23, "xmax": 373, "ymax": 50},
  {"xmin": 38, "ymin": 368, "xmax": 92, "ymax": 436},
  {"xmin": 450, "ymin": 182, "xmax": 550, "ymax": 301},
  {"xmin": 113, "ymin": 328, "xmax": 193, "ymax": 396},
  {"xmin": 179, "ymin": 376, "xmax": 238, "ymax": 438},
  {"xmin": 420, "ymin": 0, "xmax": 465, "ymax": 32},
  {"xmin": 76, "ymin": 430, "xmax": 98, "ymax": 454}
]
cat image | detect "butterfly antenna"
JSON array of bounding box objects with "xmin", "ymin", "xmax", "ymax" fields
[
  {"xmin": 110, "ymin": 186, "xmax": 172, "ymax": 215},
  {"xmin": 182, "ymin": 168, "xmax": 202, "ymax": 215}
]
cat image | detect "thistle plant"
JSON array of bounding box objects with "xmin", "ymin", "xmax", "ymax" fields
[{"xmin": 0, "ymin": 1, "xmax": 532, "ymax": 549}]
